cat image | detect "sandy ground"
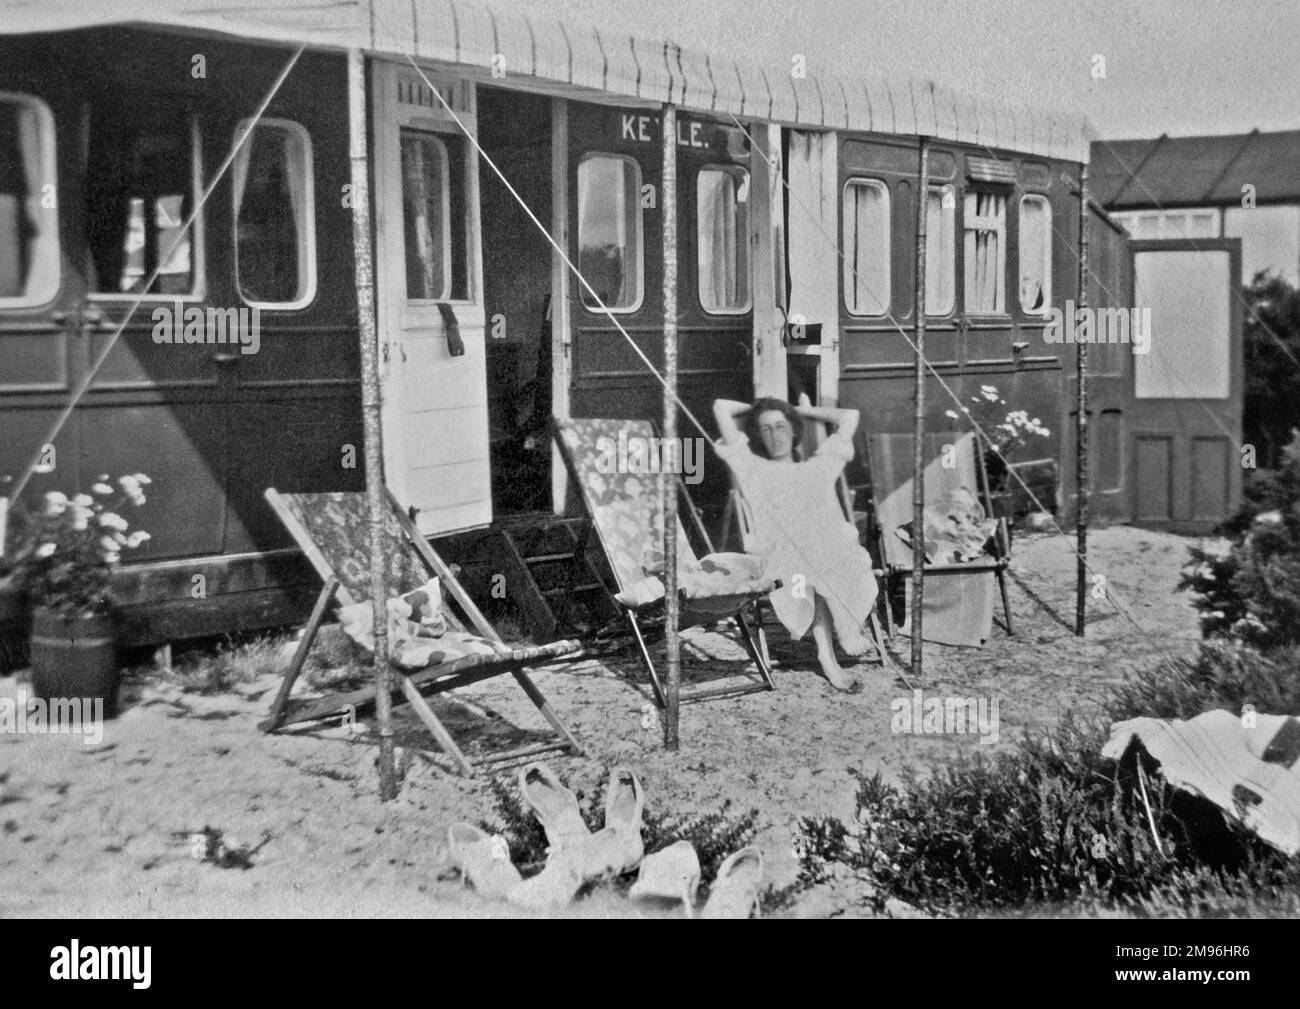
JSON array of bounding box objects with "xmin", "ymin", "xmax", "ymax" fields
[{"xmin": 0, "ymin": 525, "xmax": 1209, "ymax": 918}]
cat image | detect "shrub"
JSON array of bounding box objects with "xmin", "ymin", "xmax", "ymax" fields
[
  {"xmin": 793, "ymin": 711, "xmax": 1300, "ymax": 916},
  {"xmin": 1182, "ymin": 430, "xmax": 1300, "ymax": 649}
]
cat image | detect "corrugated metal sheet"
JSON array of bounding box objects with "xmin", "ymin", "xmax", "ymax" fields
[{"xmin": 1, "ymin": 0, "xmax": 1094, "ymax": 161}]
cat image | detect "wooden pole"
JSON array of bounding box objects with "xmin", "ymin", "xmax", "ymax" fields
[
  {"xmin": 662, "ymin": 105, "xmax": 681, "ymax": 750},
  {"xmin": 1075, "ymin": 163, "xmax": 1090, "ymax": 636},
  {"xmin": 911, "ymin": 141, "xmax": 929, "ymax": 680},
  {"xmin": 347, "ymin": 49, "xmax": 397, "ymax": 799}
]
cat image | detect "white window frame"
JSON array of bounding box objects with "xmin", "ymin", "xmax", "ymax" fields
[
  {"xmin": 841, "ymin": 177, "xmax": 891, "ymax": 317},
  {"xmin": 576, "ymin": 152, "xmax": 644, "ymax": 315},
  {"xmin": 232, "ymin": 117, "xmax": 316, "ymax": 311},
  {"xmin": 90, "ymin": 115, "xmax": 205, "ymax": 303},
  {"xmin": 1017, "ymin": 193, "xmax": 1052, "ymax": 315},
  {"xmin": 963, "ymin": 189, "xmax": 1007, "ymax": 315},
  {"xmin": 926, "ymin": 184, "xmax": 956, "ymax": 316},
  {"xmin": 696, "ymin": 164, "xmax": 752, "ymax": 316},
  {"xmin": 0, "ymin": 92, "xmax": 60, "ymax": 309}
]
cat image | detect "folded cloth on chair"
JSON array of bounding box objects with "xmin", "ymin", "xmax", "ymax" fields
[
  {"xmin": 335, "ymin": 577, "xmax": 503, "ymax": 670},
  {"xmin": 1102, "ymin": 710, "xmax": 1300, "ymax": 855},
  {"xmin": 614, "ymin": 551, "xmax": 776, "ymax": 609},
  {"xmin": 895, "ymin": 486, "xmax": 998, "ymax": 564}
]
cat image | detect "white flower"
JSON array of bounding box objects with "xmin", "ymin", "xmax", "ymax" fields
[
  {"xmin": 944, "ymin": 409, "xmax": 959, "ymax": 419},
  {"xmin": 98, "ymin": 512, "xmax": 128, "ymax": 532},
  {"xmin": 43, "ymin": 491, "xmax": 68, "ymax": 517},
  {"xmin": 125, "ymin": 531, "xmax": 151, "ymax": 549},
  {"xmin": 35, "ymin": 542, "xmax": 56, "ymax": 559},
  {"xmin": 92, "ymin": 482, "xmax": 113, "ymax": 495},
  {"xmin": 72, "ymin": 493, "xmax": 93, "ymax": 507},
  {"xmin": 104, "ymin": 552, "xmax": 121, "ymax": 565},
  {"xmin": 135, "ymin": 474, "xmax": 152, "ymax": 486},
  {"xmin": 99, "ymin": 536, "xmax": 118, "ymax": 554}
]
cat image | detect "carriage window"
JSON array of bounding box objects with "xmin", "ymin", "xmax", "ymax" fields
[
  {"xmin": 842, "ymin": 178, "xmax": 890, "ymax": 316},
  {"xmin": 401, "ymin": 130, "xmax": 469, "ymax": 302},
  {"xmin": 0, "ymin": 94, "xmax": 59, "ymax": 307},
  {"xmin": 233, "ymin": 119, "xmax": 315, "ymax": 308},
  {"xmin": 577, "ymin": 154, "xmax": 642, "ymax": 312},
  {"xmin": 925, "ymin": 185, "xmax": 955, "ymax": 315},
  {"xmin": 964, "ymin": 190, "xmax": 1007, "ymax": 314},
  {"xmin": 1018, "ymin": 194, "xmax": 1051, "ymax": 313},
  {"xmin": 85, "ymin": 105, "xmax": 200, "ymax": 296},
  {"xmin": 697, "ymin": 166, "xmax": 750, "ymax": 313}
]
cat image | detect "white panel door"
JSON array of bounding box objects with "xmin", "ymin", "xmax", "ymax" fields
[{"xmin": 372, "ymin": 61, "xmax": 491, "ymax": 535}]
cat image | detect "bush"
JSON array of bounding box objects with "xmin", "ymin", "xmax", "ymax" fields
[
  {"xmin": 1105, "ymin": 641, "xmax": 1300, "ymax": 722},
  {"xmin": 1242, "ymin": 272, "xmax": 1300, "ymax": 470},
  {"xmin": 1182, "ymin": 430, "xmax": 1300, "ymax": 649},
  {"xmin": 793, "ymin": 708, "xmax": 1300, "ymax": 916}
]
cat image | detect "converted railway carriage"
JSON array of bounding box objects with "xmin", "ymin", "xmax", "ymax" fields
[{"xmin": 0, "ymin": 0, "xmax": 1239, "ymax": 651}]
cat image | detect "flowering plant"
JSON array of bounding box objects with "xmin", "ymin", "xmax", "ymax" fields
[
  {"xmin": 945, "ymin": 385, "xmax": 1051, "ymax": 496},
  {"xmin": 15, "ymin": 474, "xmax": 152, "ymax": 619}
]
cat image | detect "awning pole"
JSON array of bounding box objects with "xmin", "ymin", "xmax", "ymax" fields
[
  {"xmin": 911, "ymin": 140, "xmax": 929, "ymax": 680},
  {"xmin": 662, "ymin": 104, "xmax": 681, "ymax": 750},
  {"xmin": 1075, "ymin": 163, "xmax": 1090, "ymax": 636},
  {"xmin": 348, "ymin": 49, "xmax": 397, "ymax": 798}
]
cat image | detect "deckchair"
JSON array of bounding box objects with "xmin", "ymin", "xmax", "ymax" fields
[
  {"xmin": 723, "ymin": 410, "xmax": 898, "ymax": 672},
  {"xmin": 259, "ymin": 488, "xmax": 583, "ymax": 775},
  {"xmin": 554, "ymin": 417, "xmax": 776, "ymax": 707},
  {"xmin": 863, "ymin": 431, "xmax": 1013, "ymax": 639}
]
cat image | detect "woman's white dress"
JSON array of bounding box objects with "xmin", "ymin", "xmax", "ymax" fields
[{"xmin": 715, "ymin": 430, "xmax": 878, "ymax": 640}]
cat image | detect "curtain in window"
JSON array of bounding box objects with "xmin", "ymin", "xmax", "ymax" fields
[
  {"xmin": 233, "ymin": 124, "xmax": 310, "ymax": 303},
  {"xmin": 15, "ymin": 103, "xmax": 56, "ymax": 302},
  {"xmin": 698, "ymin": 169, "xmax": 739, "ymax": 309},
  {"xmin": 964, "ymin": 191, "xmax": 1005, "ymax": 313},
  {"xmin": 1018, "ymin": 196, "xmax": 1049, "ymax": 312},
  {"xmin": 401, "ymin": 134, "xmax": 447, "ymax": 300},
  {"xmin": 843, "ymin": 181, "xmax": 888, "ymax": 315},
  {"xmin": 578, "ymin": 156, "xmax": 635, "ymax": 308},
  {"xmin": 925, "ymin": 188, "xmax": 954, "ymax": 314}
]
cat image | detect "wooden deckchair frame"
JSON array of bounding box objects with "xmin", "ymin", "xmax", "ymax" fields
[
  {"xmin": 259, "ymin": 487, "xmax": 583, "ymax": 776},
  {"xmin": 862, "ymin": 431, "xmax": 1014, "ymax": 637},
  {"xmin": 553, "ymin": 418, "xmax": 775, "ymax": 707}
]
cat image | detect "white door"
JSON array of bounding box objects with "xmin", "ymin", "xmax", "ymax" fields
[{"xmin": 372, "ymin": 61, "xmax": 491, "ymax": 535}]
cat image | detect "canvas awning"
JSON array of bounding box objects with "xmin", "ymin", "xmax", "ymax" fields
[{"xmin": 1, "ymin": 0, "xmax": 1095, "ymax": 163}]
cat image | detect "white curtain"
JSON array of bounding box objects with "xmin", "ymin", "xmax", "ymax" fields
[
  {"xmin": 926, "ymin": 188, "xmax": 954, "ymax": 314},
  {"xmin": 1018, "ymin": 196, "xmax": 1049, "ymax": 312},
  {"xmin": 843, "ymin": 180, "xmax": 888, "ymax": 315},
  {"xmin": 13, "ymin": 102, "xmax": 57, "ymax": 303},
  {"xmin": 963, "ymin": 191, "xmax": 1005, "ymax": 313},
  {"xmin": 698, "ymin": 169, "xmax": 738, "ymax": 309}
]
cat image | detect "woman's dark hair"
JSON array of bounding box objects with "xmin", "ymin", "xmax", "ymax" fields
[{"xmin": 744, "ymin": 396, "xmax": 804, "ymax": 459}]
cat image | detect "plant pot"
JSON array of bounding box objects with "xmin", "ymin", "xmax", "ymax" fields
[{"xmin": 29, "ymin": 607, "xmax": 120, "ymax": 718}]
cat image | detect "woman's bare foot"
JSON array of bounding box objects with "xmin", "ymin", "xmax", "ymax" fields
[{"xmin": 815, "ymin": 645, "xmax": 855, "ymax": 691}]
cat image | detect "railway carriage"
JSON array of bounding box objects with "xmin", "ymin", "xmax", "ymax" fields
[{"xmin": 0, "ymin": 0, "xmax": 1235, "ymax": 652}]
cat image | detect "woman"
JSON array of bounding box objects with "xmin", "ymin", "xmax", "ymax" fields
[{"xmin": 713, "ymin": 397, "xmax": 879, "ymax": 691}]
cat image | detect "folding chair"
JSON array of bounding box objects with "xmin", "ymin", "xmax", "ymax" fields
[
  {"xmin": 862, "ymin": 431, "xmax": 1014, "ymax": 637},
  {"xmin": 553, "ymin": 417, "xmax": 777, "ymax": 707},
  {"xmin": 259, "ymin": 488, "xmax": 583, "ymax": 775}
]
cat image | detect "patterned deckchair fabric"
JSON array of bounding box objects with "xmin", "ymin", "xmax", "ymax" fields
[
  {"xmin": 272, "ymin": 491, "xmax": 432, "ymax": 606},
  {"xmin": 554, "ymin": 417, "xmax": 776, "ymax": 706},
  {"xmin": 261, "ymin": 487, "xmax": 583, "ymax": 775}
]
